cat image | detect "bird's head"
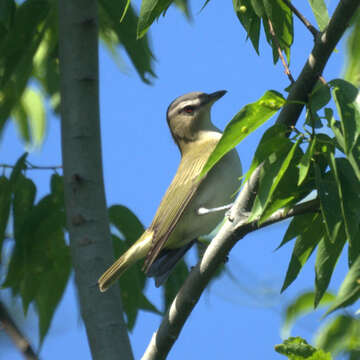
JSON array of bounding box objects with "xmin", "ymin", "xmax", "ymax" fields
[{"xmin": 166, "ymin": 90, "xmax": 226, "ymax": 153}]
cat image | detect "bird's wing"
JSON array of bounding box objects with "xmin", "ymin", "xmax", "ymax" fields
[{"xmin": 143, "ymin": 139, "xmax": 218, "ymax": 273}]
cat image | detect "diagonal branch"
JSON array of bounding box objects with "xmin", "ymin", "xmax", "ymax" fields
[
  {"xmin": 281, "ymin": 0, "xmax": 319, "ymax": 37},
  {"xmin": 142, "ymin": 0, "xmax": 360, "ymax": 358},
  {"xmin": 0, "ymin": 300, "xmax": 37, "ymax": 360}
]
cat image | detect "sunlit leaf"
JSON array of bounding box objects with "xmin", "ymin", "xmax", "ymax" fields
[
  {"xmin": 200, "ymin": 90, "xmax": 285, "ymax": 178},
  {"xmin": 343, "ymin": 11, "xmax": 360, "ymax": 87},
  {"xmin": 308, "ymin": 0, "xmax": 330, "ymax": 30},
  {"xmin": 275, "ymin": 336, "xmax": 332, "ymax": 359}
]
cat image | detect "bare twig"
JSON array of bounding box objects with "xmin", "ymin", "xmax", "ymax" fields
[
  {"xmin": 0, "ymin": 300, "xmax": 38, "ymax": 360},
  {"xmin": 281, "ymin": 0, "xmax": 319, "ymax": 37},
  {"xmin": 267, "ymin": 18, "xmax": 295, "ymax": 84},
  {"xmin": 0, "ymin": 162, "xmax": 62, "ymax": 171}
]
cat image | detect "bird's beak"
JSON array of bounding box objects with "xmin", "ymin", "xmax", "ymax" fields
[{"xmin": 205, "ymin": 90, "xmax": 227, "ymax": 106}]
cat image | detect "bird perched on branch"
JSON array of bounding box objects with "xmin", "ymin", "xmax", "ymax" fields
[{"xmin": 98, "ymin": 90, "xmax": 241, "ymax": 291}]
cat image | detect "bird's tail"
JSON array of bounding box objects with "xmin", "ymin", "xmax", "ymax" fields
[{"xmin": 98, "ymin": 231, "xmax": 153, "ymax": 292}]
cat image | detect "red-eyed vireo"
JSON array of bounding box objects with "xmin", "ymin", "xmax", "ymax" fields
[{"xmin": 98, "ymin": 90, "xmax": 241, "ymax": 291}]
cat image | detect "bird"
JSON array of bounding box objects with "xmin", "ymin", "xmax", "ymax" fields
[{"xmin": 98, "ymin": 90, "xmax": 242, "ymax": 291}]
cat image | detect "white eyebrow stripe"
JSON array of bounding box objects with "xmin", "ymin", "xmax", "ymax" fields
[{"xmin": 170, "ymin": 98, "xmax": 201, "ymax": 115}]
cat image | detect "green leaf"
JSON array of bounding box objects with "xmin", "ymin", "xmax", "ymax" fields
[
  {"xmin": 0, "ymin": 0, "xmax": 15, "ymax": 33},
  {"xmin": 281, "ymin": 213, "xmax": 323, "ymax": 293},
  {"xmin": 98, "ymin": 0, "xmax": 156, "ymax": 84},
  {"xmin": 12, "ymin": 87, "xmax": 46, "ymax": 146},
  {"xmin": 263, "ymin": 0, "xmax": 293, "ymax": 64},
  {"xmin": 325, "ymin": 255, "xmax": 360, "ymax": 316},
  {"xmin": 336, "ymin": 158, "xmax": 360, "ymax": 264},
  {"xmin": 298, "ymin": 137, "xmax": 316, "ymax": 185},
  {"xmin": 343, "ymin": 11, "xmax": 360, "ymax": 87},
  {"xmin": 164, "ymin": 259, "xmax": 188, "ymax": 309},
  {"xmin": 315, "ymin": 166, "xmax": 342, "ymax": 244},
  {"xmin": 35, "ymin": 229, "xmax": 71, "ymax": 345},
  {"xmin": 174, "ymin": 0, "xmax": 191, "ymax": 19},
  {"xmin": 244, "ymin": 123, "xmax": 289, "ymax": 184},
  {"xmin": 282, "ymin": 291, "xmax": 335, "ymax": 339},
  {"xmin": 309, "ymin": 83, "xmax": 331, "ymax": 112},
  {"xmin": 257, "ymin": 137, "xmax": 302, "ymax": 222},
  {"xmin": 308, "ymin": 0, "xmax": 330, "ymax": 30},
  {"xmin": 314, "ymin": 232, "xmax": 346, "ymax": 307},
  {"xmin": 109, "ymin": 205, "xmax": 144, "ymax": 243},
  {"xmin": 138, "ymin": 293, "xmax": 162, "ymax": 315},
  {"xmin": 330, "ymin": 79, "xmax": 360, "ymax": 154},
  {"xmin": 137, "ymin": 0, "xmax": 172, "ymax": 39},
  {"xmin": 200, "ymin": 90, "xmax": 285, "ymax": 177},
  {"xmin": 0, "ymin": 0, "xmax": 50, "ymax": 133},
  {"xmin": 50, "ymin": 173, "xmax": 64, "ymax": 209},
  {"xmin": 0, "ymin": 176, "xmax": 11, "ymax": 259},
  {"xmin": 277, "ymin": 212, "xmax": 319, "ymax": 250},
  {"xmin": 275, "ymin": 337, "xmax": 332, "ymax": 360},
  {"xmin": 315, "ymin": 315, "xmax": 360, "ymax": 355},
  {"xmin": 9, "ymin": 152, "xmax": 28, "ymax": 187},
  {"xmin": 329, "ymin": 157, "xmax": 360, "ymax": 263},
  {"xmin": 233, "ymin": 0, "xmax": 261, "ymax": 53}
]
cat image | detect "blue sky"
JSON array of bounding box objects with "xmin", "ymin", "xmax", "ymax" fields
[{"xmin": 1, "ymin": 1, "xmax": 352, "ymax": 359}]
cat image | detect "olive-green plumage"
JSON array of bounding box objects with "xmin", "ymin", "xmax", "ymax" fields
[{"xmin": 98, "ymin": 90, "xmax": 241, "ymax": 292}]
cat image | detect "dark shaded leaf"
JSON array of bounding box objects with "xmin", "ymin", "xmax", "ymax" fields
[
  {"xmin": 325, "ymin": 255, "xmax": 360, "ymax": 316},
  {"xmin": 330, "ymin": 79, "xmax": 360, "ymax": 155},
  {"xmin": 314, "ymin": 231, "xmax": 346, "ymax": 307},
  {"xmin": 201, "ymin": 90, "xmax": 285, "ymax": 178},
  {"xmin": 9, "ymin": 152, "xmax": 28, "ymax": 187},
  {"xmin": 263, "ymin": 0, "xmax": 293, "ymax": 64},
  {"xmin": 98, "ymin": 0, "xmax": 156, "ymax": 83},
  {"xmin": 109, "ymin": 205, "xmax": 144, "ymax": 242},
  {"xmin": 315, "ymin": 166, "xmax": 342, "ymax": 244},
  {"xmin": 298, "ymin": 137, "xmax": 316, "ymax": 186},
  {"xmin": 0, "ymin": 0, "xmax": 50, "ymax": 133},
  {"xmin": 281, "ymin": 213, "xmax": 323, "ymax": 293},
  {"xmin": 0, "ymin": 0, "xmax": 15, "ymax": 33},
  {"xmin": 137, "ymin": 0, "xmax": 173, "ymax": 39},
  {"xmin": 233, "ymin": 0, "xmax": 261, "ymax": 53},
  {"xmin": 277, "ymin": 212, "xmax": 318, "ymax": 250},
  {"xmin": 0, "ymin": 176, "xmax": 11, "ymax": 259},
  {"xmin": 35, "ymin": 229, "xmax": 71, "ymax": 345}
]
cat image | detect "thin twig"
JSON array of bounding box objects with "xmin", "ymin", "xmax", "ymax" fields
[
  {"xmin": 267, "ymin": 18, "xmax": 295, "ymax": 84},
  {"xmin": 0, "ymin": 162, "xmax": 62, "ymax": 171},
  {"xmin": 0, "ymin": 300, "xmax": 38, "ymax": 360},
  {"xmin": 281, "ymin": 0, "xmax": 319, "ymax": 37}
]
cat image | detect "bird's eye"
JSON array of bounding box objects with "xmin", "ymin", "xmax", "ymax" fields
[{"xmin": 183, "ymin": 106, "xmax": 195, "ymax": 114}]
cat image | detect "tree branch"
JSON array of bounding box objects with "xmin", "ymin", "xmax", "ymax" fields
[
  {"xmin": 0, "ymin": 300, "xmax": 37, "ymax": 360},
  {"xmin": 142, "ymin": 0, "xmax": 360, "ymax": 358},
  {"xmin": 281, "ymin": 0, "xmax": 319, "ymax": 37},
  {"xmin": 58, "ymin": 1, "xmax": 133, "ymax": 359},
  {"xmin": 277, "ymin": 0, "xmax": 360, "ymax": 127},
  {"xmin": 143, "ymin": 193, "xmax": 319, "ymax": 359}
]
